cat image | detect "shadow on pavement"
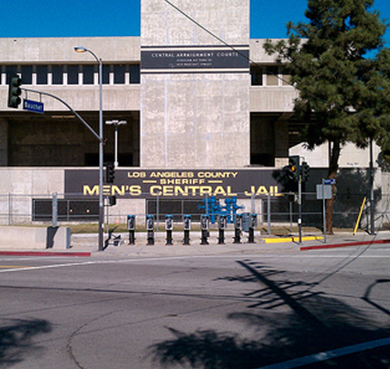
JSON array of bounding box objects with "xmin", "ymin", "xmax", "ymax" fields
[
  {"xmin": 150, "ymin": 260, "xmax": 390, "ymax": 369},
  {"xmin": 0, "ymin": 318, "xmax": 52, "ymax": 366}
]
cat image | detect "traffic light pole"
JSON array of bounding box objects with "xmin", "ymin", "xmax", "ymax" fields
[
  {"xmin": 22, "ymin": 88, "xmax": 101, "ymax": 141},
  {"xmin": 298, "ymin": 174, "xmax": 302, "ymax": 244},
  {"xmin": 22, "ymin": 87, "xmax": 104, "ymax": 251}
]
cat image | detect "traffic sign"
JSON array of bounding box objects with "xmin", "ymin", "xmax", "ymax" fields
[
  {"xmin": 323, "ymin": 178, "xmax": 336, "ymax": 185},
  {"xmin": 23, "ymin": 99, "xmax": 44, "ymax": 114},
  {"xmin": 317, "ymin": 184, "xmax": 332, "ymax": 199}
]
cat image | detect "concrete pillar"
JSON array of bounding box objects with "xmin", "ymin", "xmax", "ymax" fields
[{"xmin": 141, "ymin": 0, "xmax": 250, "ymax": 168}]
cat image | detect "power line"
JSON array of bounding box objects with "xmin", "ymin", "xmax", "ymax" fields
[
  {"xmin": 163, "ymin": 0, "xmax": 293, "ymax": 87},
  {"xmin": 162, "ymin": 0, "xmax": 386, "ymax": 137}
]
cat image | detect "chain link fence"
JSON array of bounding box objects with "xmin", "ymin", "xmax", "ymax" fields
[{"xmin": 0, "ymin": 190, "xmax": 385, "ymax": 233}]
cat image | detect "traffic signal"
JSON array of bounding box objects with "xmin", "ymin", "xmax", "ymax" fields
[
  {"xmin": 105, "ymin": 162, "xmax": 115, "ymax": 183},
  {"xmin": 8, "ymin": 74, "xmax": 22, "ymax": 108},
  {"xmin": 108, "ymin": 195, "xmax": 116, "ymax": 206},
  {"xmin": 288, "ymin": 155, "xmax": 300, "ymax": 182},
  {"xmin": 301, "ymin": 161, "xmax": 310, "ymax": 182}
]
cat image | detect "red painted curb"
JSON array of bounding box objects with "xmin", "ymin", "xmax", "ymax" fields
[
  {"xmin": 0, "ymin": 251, "xmax": 91, "ymax": 257},
  {"xmin": 300, "ymin": 239, "xmax": 390, "ymax": 251}
]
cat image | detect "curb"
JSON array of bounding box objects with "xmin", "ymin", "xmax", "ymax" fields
[
  {"xmin": 300, "ymin": 239, "xmax": 390, "ymax": 251},
  {"xmin": 0, "ymin": 251, "xmax": 91, "ymax": 257},
  {"xmin": 265, "ymin": 236, "xmax": 324, "ymax": 244}
]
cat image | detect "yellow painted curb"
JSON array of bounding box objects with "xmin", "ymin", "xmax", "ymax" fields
[{"xmin": 264, "ymin": 236, "xmax": 324, "ymax": 244}]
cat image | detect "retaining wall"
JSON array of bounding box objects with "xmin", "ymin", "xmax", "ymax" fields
[{"xmin": 0, "ymin": 226, "xmax": 70, "ymax": 249}]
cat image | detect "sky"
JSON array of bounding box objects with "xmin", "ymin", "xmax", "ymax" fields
[{"xmin": 0, "ymin": 0, "xmax": 389, "ymax": 46}]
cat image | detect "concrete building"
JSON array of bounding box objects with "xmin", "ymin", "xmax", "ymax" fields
[{"xmin": 0, "ymin": 0, "xmax": 386, "ymax": 227}]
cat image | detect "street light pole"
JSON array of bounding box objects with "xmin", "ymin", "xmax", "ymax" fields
[{"xmin": 74, "ymin": 46, "xmax": 104, "ymax": 251}]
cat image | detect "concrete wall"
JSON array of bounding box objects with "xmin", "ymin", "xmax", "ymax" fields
[
  {"xmin": 0, "ymin": 37, "xmax": 140, "ymax": 112},
  {"xmin": 0, "ymin": 168, "xmax": 64, "ymax": 194},
  {"xmin": 0, "ymin": 226, "xmax": 70, "ymax": 249},
  {"xmin": 0, "ymin": 36, "xmax": 297, "ymax": 114},
  {"xmin": 0, "ymin": 81, "xmax": 140, "ymax": 113},
  {"xmin": 290, "ymin": 141, "xmax": 382, "ymax": 169},
  {"xmin": 250, "ymin": 88, "xmax": 298, "ymax": 112},
  {"xmin": 0, "ymin": 167, "xmax": 147, "ymax": 226},
  {"xmin": 140, "ymin": 0, "xmax": 250, "ymax": 168},
  {"xmin": 0, "ymin": 37, "xmax": 140, "ymax": 64}
]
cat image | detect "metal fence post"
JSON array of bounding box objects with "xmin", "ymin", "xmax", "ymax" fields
[
  {"xmin": 8, "ymin": 192, "xmax": 11, "ymax": 226},
  {"xmin": 156, "ymin": 194, "xmax": 160, "ymax": 232},
  {"xmin": 267, "ymin": 192, "xmax": 271, "ymax": 235},
  {"xmin": 52, "ymin": 192, "xmax": 58, "ymax": 227}
]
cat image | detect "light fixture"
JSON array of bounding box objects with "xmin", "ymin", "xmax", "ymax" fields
[{"xmin": 74, "ymin": 46, "xmax": 87, "ymax": 53}]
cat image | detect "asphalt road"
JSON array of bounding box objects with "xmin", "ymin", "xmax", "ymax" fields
[{"xmin": 0, "ymin": 244, "xmax": 390, "ymax": 368}]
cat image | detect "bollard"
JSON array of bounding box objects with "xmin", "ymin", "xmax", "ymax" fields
[
  {"xmin": 248, "ymin": 213, "xmax": 257, "ymax": 243},
  {"xmin": 233, "ymin": 214, "xmax": 242, "ymax": 244},
  {"xmin": 218, "ymin": 215, "xmax": 227, "ymax": 244},
  {"xmin": 146, "ymin": 215, "xmax": 154, "ymax": 245},
  {"xmin": 165, "ymin": 214, "xmax": 173, "ymax": 245},
  {"xmin": 200, "ymin": 214, "xmax": 209, "ymax": 245},
  {"xmin": 127, "ymin": 215, "xmax": 136, "ymax": 245},
  {"xmin": 183, "ymin": 215, "xmax": 191, "ymax": 245}
]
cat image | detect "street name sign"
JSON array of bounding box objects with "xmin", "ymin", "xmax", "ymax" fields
[
  {"xmin": 323, "ymin": 178, "xmax": 336, "ymax": 185},
  {"xmin": 23, "ymin": 99, "xmax": 44, "ymax": 114}
]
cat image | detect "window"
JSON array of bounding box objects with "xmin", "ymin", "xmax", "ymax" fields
[
  {"xmin": 251, "ymin": 65, "xmax": 263, "ymax": 86},
  {"xmin": 5, "ymin": 66, "xmax": 18, "ymax": 84},
  {"xmin": 83, "ymin": 65, "xmax": 95, "ymax": 84},
  {"xmin": 67, "ymin": 65, "xmax": 79, "ymax": 85},
  {"xmin": 282, "ymin": 73, "xmax": 291, "ymax": 86},
  {"xmin": 37, "ymin": 66, "xmax": 48, "ymax": 84},
  {"xmin": 281, "ymin": 68, "xmax": 291, "ymax": 86},
  {"xmin": 130, "ymin": 65, "xmax": 140, "ymax": 84},
  {"xmin": 114, "ymin": 65, "xmax": 125, "ymax": 84},
  {"xmin": 21, "ymin": 66, "xmax": 33, "ymax": 85},
  {"xmin": 32, "ymin": 199, "xmax": 99, "ymax": 221},
  {"xmin": 52, "ymin": 65, "xmax": 64, "ymax": 85},
  {"xmin": 266, "ymin": 66, "xmax": 279, "ymax": 86},
  {"xmin": 102, "ymin": 65, "xmax": 110, "ymax": 84}
]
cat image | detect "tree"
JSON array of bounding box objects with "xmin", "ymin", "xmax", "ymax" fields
[{"xmin": 264, "ymin": 0, "xmax": 390, "ymax": 234}]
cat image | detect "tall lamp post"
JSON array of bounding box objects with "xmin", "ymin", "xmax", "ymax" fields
[
  {"xmin": 105, "ymin": 120, "xmax": 127, "ymax": 168},
  {"xmin": 74, "ymin": 46, "xmax": 104, "ymax": 251}
]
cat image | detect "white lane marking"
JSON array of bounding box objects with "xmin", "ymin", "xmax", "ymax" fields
[
  {"xmin": 257, "ymin": 337, "xmax": 390, "ymax": 369},
  {"xmin": 0, "ymin": 260, "xmax": 100, "ymax": 273},
  {"xmin": 0, "ymin": 252, "xmax": 389, "ymax": 274},
  {"xmin": 0, "ymin": 256, "xmax": 200, "ymax": 273}
]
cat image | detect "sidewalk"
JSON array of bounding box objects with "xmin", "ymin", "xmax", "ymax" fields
[
  {"xmin": 0, "ymin": 230, "xmax": 389, "ymax": 258},
  {"xmin": 92, "ymin": 231, "xmax": 390, "ymax": 257}
]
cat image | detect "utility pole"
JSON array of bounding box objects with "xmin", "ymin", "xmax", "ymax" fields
[{"xmin": 369, "ymin": 138, "xmax": 375, "ymax": 235}]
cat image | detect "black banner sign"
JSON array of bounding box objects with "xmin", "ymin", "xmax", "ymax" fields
[
  {"xmin": 141, "ymin": 45, "xmax": 249, "ymax": 74},
  {"xmin": 65, "ymin": 169, "xmax": 280, "ymax": 199}
]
